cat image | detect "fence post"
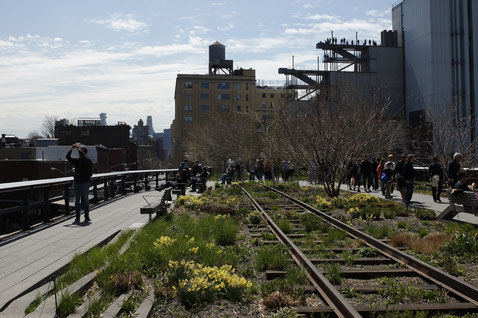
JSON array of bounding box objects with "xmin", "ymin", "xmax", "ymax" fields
[
  {"xmin": 64, "ymin": 183, "xmax": 70, "ymax": 215},
  {"xmin": 42, "ymin": 186, "xmax": 51, "ymax": 223},
  {"xmin": 155, "ymin": 173, "xmax": 159, "ymax": 188},
  {"xmin": 144, "ymin": 174, "xmax": 149, "ymax": 190},
  {"xmin": 93, "ymin": 180, "xmax": 98, "ymax": 204},
  {"xmin": 133, "ymin": 175, "xmax": 138, "ymax": 193},
  {"xmin": 21, "ymin": 190, "xmax": 31, "ymax": 230},
  {"xmin": 104, "ymin": 179, "xmax": 109, "ymax": 201},
  {"xmin": 122, "ymin": 176, "xmax": 126, "ymax": 195}
]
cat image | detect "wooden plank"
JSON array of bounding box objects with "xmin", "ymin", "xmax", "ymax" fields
[
  {"xmin": 295, "ymin": 302, "xmax": 478, "ymax": 314},
  {"xmin": 266, "ymin": 268, "xmax": 416, "ymax": 280},
  {"xmin": 0, "ymin": 193, "xmax": 151, "ymax": 311}
]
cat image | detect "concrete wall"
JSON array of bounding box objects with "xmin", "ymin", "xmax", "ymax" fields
[
  {"xmin": 327, "ymin": 46, "xmax": 404, "ymax": 117},
  {"xmin": 399, "ymin": 0, "xmax": 478, "ymax": 132}
]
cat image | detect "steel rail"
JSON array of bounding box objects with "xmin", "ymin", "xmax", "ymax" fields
[
  {"xmin": 261, "ymin": 183, "xmax": 478, "ymax": 306},
  {"xmin": 239, "ymin": 185, "xmax": 362, "ymax": 318}
]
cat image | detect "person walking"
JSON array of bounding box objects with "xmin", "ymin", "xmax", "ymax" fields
[
  {"xmin": 376, "ymin": 158, "xmax": 385, "ymax": 194},
  {"xmin": 428, "ymin": 156, "xmax": 444, "ymax": 202},
  {"xmin": 403, "ymin": 154, "xmax": 416, "ymax": 205},
  {"xmin": 394, "ymin": 154, "xmax": 407, "ymax": 200},
  {"xmin": 360, "ymin": 158, "xmax": 372, "ymax": 192},
  {"xmin": 448, "ymin": 153, "xmax": 462, "ymax": 188},
  {"xmin": 66, "ymin": 143, "xmax": 93, "ymax": 223},
  {"xmin": 371, "ymin": 158, "xmax": 379, "ymax": 191}
]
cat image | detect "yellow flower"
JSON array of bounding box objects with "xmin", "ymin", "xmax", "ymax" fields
[
  {"xmin": 189, "ymin": 247, "xmax": 199, "ymax": 254},
  {"xmin": 206, "ymin": 243, "xmax": 215, "ymax": 249}
]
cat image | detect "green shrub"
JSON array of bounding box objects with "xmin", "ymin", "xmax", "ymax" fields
[
  {"xmin": 441, "ymin": 230, "xmax": 478, "ymax": 258},
  {"xmin": 276, "ymin": 218, "xmax": 294, "ymax": 234},
  {"xmin": 213, "ymin": 217, "xmax": 239, "ymax": 246},
  {"xmin": 366, "ymin": 225, "xmax": 393, "ymax": 239},
  {"xmin": 248, "ymin": 210, "xmax": 262, "ymax": 224},
  {"xmin": 255, "ymin": 245, "xmax": 289, "ymax": 271},
  {"xmin": 261, "ymin": 231, "xmax": 276, "ymax": 240},
  {"xmin": 418, "ymin": 228, "xmax": 430, "ymax": 238},
  {"xmin": 299, "ymin": 213, "xmax": 323, "ymax": 232},
  {"xmin": 56, "ymin": 292, "xmax": 79, "ymax": 318},
  {"xmin": 383, "ymin": 209, "xmax": 397, "ymax": 219},
  {"xmin": 325, "ymin": 263, "xmax": 342, "ymax": 285},
  {"xmin": 346, "ymin": 206, "xmax": 381, "ymax": 220},
  {"xmin": 414, "ymin": 208, "xmax": 436, "ymax": 220},
  {"xmin": 355, "ymin": 247, "xmax": 380, "ymax": 258},
  {"xmin": 397, "ymin": 221, "xmax": 408, "ymax": 229}
]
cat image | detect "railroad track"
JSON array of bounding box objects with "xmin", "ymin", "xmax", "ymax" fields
[{"xmin": 240, "ymin": 184, "xmax": 478, "ymax": 318}]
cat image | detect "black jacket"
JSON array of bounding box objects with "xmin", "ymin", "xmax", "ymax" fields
[
  {"xmin": 402, "ymin": 161, "xmax": 415, "ymax": 180},
  {"xmin": 428, "ymin": 163, "xmax": 444, "ymax": 180},
  {"xmin": 448, "ymin": 160, "xmax": 461, "ymax": 182},
  {"xmin": 66, "ymin": 150, "xmax": 93, "ymax": 183}
]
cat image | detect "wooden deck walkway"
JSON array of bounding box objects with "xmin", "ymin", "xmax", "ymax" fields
[{"xmin": 0, "ymin": 191, "xmax": 161, "ymax": 313}]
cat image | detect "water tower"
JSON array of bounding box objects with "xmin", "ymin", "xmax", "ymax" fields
[{"xmin": 208, "ymin": 41, "xmax": 233, "ymax": 75}]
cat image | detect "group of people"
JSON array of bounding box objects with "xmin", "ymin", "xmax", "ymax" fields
[
  {"xmin": 348, "ymin": 152, "xmax": 470, "ymax": 205},
  {"xmin": 220, "ymin": 158, "xmax": 296, "ymax": 183}
]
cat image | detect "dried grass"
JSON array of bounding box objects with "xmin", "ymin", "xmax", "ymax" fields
[
  {"xmin": 390, "ymin": 232, "xmax": 453, "ymax": 254},
  {"xmin": 262, "ymin": 292, "xmax": 297, "ymax": 309}
]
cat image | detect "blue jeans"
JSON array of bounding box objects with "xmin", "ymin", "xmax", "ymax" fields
[
  {"xmin": 74, "ymin": 181, "xmax": 90, "ymax": 219},
  {"xmin": 405, "ymin": 179, "xmax": 414, "ymax": 203}
]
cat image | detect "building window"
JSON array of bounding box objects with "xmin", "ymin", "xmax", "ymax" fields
[
  {"xmin": 270, "ymin": 93, "xmax": 275, "ymax": 98},
  {"xmin": 200, "ymin": 105, "xmax": 209, "ymax": 112},
  {"xmin": 184, "ymin": 81, "xmax": 193, "ymax": 88},
  {"xmin": 201, "ymin": 82, "xmax": 209, "ymax": 89},
  {"xmin": 236, "ymin": 83, "xmax": 241, "ymax": 90},
  {"xmin": 246, "ymin": 94, "xmax": 249, "ymax": 101},
  {"xmin": 218, "ymin": 93, "xmax": 230, "ymax": 100},
  {"xmin": 236, "ymin": 106, "xmax": 241, "ymax": 112},
  {"xmin": 261, "ymin": 102, "xmax": 266, "ymax": 108},
  {"xmin": 246, "ymin": 105, "xmax": 249, "ymax": 113},
  {"xmin": 200, "ymin": 93, "xmax": 209, "ymax": 100},
  {"xmin": 246, "ymin": 83, "xmax": 249, "ymax": 90},
  {"xmin": 184, "ymin": 93, "xmax": 192, "ymax": 100},
  {"xmin": 184, "ymin": 105, "xmax": 193, "ymax": 112},
  {"xmin": 217, "ymin": 82, "xmax": 230, "ymax": 89},
  {"xmin": 184, "ymin": 116, "xmax": 193, "ymax": 122},
  {"xmin": 236, "ymin": 94, "xmax": 241, "ymax": 100},
  {"xmin": 81, "ymin": 130, "xmax": 89, "ymax": 137},
  {"xmin": 271, "ymin": 102, "xmax": 275, "ymax": 108},
  {"xmin": 218, "ymin": 105, "xmax": 230, "ymax": 112},
  {"xmin": 262, "ymin": 93, "xmax": 266, "ymax": 98}
]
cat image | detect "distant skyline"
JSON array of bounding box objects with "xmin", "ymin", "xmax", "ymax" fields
[{"xmin": 0, "ymin": 0, "xmax": 396, "ymax": 138}]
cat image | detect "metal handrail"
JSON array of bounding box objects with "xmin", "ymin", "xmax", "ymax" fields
[
  {"xmin": 0, "ymin": 169, "xmax": 178, "ymax": 238},
  {"xmin": 0, "ymin": 169, "xmax": 178, "ymax": 192}
]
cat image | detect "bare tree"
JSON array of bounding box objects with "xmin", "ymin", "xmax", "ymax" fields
[
  {"xmin": 422, "ymin": 102, "xmax": 476, "ymax": 173},
  {"xmin": 186, "ymin": 111, "xmax": 261, "ymax": 169},
  {"xmin": 277, "ymin": 87, "xmax": 406, "ymax": 197},
  {"xmin": 41, "ymin": 116, "xmax": 58, "ymax": 138}
]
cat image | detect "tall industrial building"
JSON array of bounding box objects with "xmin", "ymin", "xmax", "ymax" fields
[
  {"xmin": 171, "ymin": 41, "xmax": 290, "ymax": 162},
  {"xmin": 393, "ymin": 0, "xmax": 478, "ymax": 137}
]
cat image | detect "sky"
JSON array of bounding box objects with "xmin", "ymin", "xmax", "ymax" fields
[{"xmin": 0, "ymin": 0, "xmax": 397, "ymax": 138}]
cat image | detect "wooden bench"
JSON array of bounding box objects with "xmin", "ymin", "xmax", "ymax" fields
[
  {"xmin": 140, "ymin": 188, "xmax": 172, "ymax": 221},
  {"xmin": 437, "ymin": 190, "xmax": 478, "ymax": 220}
]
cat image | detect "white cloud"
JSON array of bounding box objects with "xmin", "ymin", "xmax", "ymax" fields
[
  {"xmin": 305, "ymin": 13, "xmax": 336, "ymax": 20},
  {"xmin": 218, "ymin": 24, "xmax": 235, "ymax": 31},
  {"xmin": 91, "ymin": 14, "xmax": 148, "ymax": 32},
  {"xmin": 366, "ymin": 10, "xmax": 390, "ymax": 18}
]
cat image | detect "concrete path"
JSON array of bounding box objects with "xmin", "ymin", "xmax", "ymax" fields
[
  {"xmin": 0, "ymin": 191, "xmax": 161, "ymax": 312},
  {"xmin": 338, "ymin": 184, "xmax": 478, "ymax": 225}
]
